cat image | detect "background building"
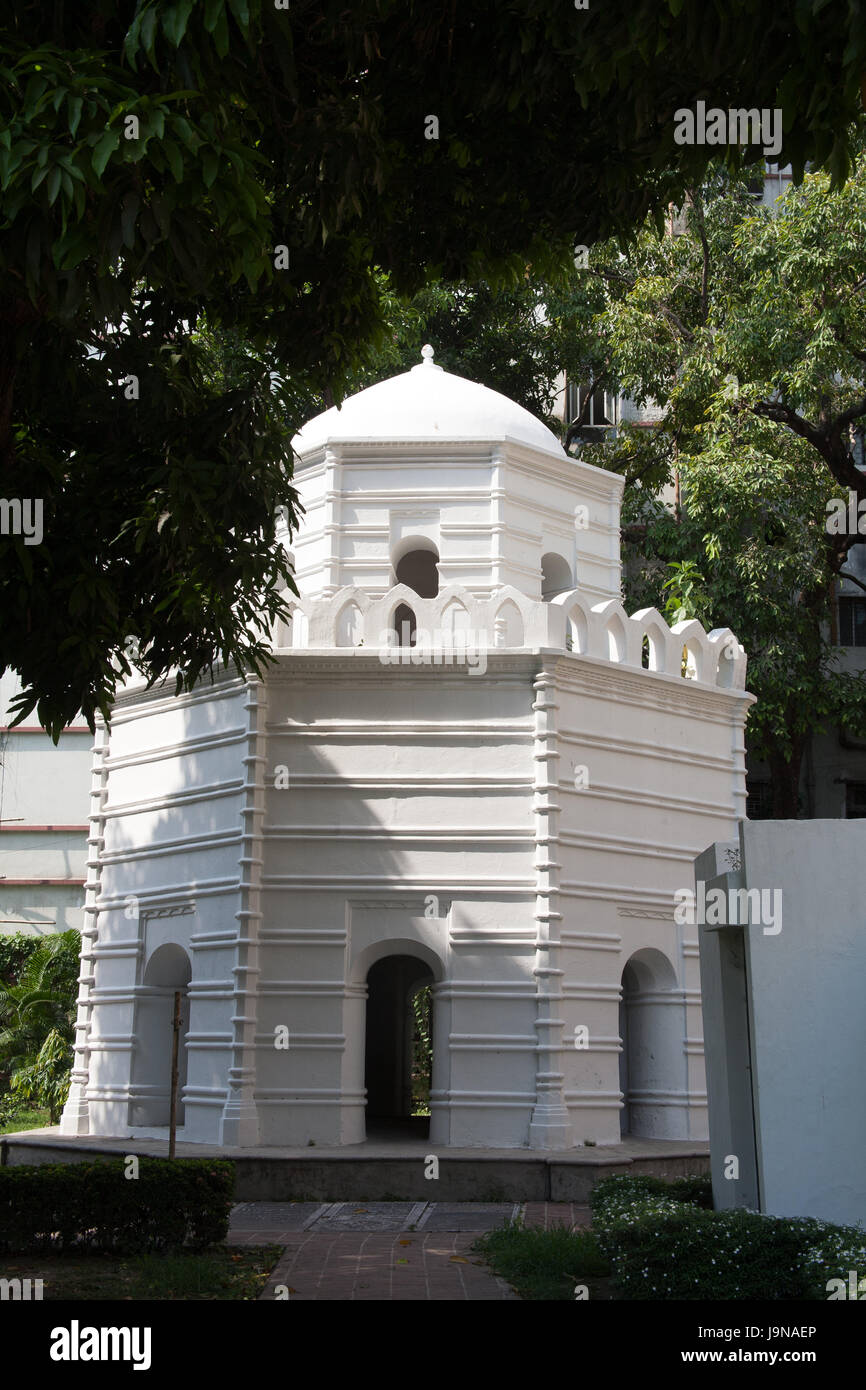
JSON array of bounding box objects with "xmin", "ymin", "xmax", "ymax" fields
[{"xmin": 0, "ymin": 671, "xmax": 90, "ymax": 938}]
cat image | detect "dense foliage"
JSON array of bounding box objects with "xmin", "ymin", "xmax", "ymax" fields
[
  {"xmin": 0, "ymin": 929, "xmax": 80, "ymax": 1120},
  {"xmin": 3, "ymin": 2, "xmax": 866, "ymax": 733}
]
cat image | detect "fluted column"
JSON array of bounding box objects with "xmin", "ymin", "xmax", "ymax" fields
[
  {"xmin": 528, "ymin": 666, "xmax": 571, "ymax": 1149},
  {"xmin": 219, "ymin": 677, "xmax": 267, "ymax": 1145},
  {"xmin": 60, "ymin": 718, "xmax": 108, "ymax": 1134}
]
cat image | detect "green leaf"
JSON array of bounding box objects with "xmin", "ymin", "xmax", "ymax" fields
[
  {"xmin": 68, "ymin": 94, "xmax": 83, "ymax": 136},
  {"xmin": 203, "ymin": 0, "xmax": 223, "ymax": 32},
  {"xmin": 122, "ymin": 12, "xmax": 144, "ymax": 70},
  {"xmin": 92, "ymin": 129, "xmax": 119, "ymax": 177},
  {"xmin": 202, "ymin": 148, "xmax": 218, "ymax": 187},
  {"xmin": 213, "ymin": 7, "xmax": 230, "ymax": 59},
  {"xmin": 163, "ymin": 0, "xmax": 195, "ymax": 47},
  {"xmin": 46, "ymin": 166, "xmax": 61, "ymax": 205},
  {"xmin": 141, "ymin": 6, "xmax": 159, "ymax": 63},
  {"xmin": 228, "ymin": 0, "xmax": 250, "ymax": 27},
  {"xmin": 163, "ymin": 138, "xmax": 183, "ymax": 183},
  {"xmin": 121, "ymin": 192, "xmax": 140, "ymax": 247}
]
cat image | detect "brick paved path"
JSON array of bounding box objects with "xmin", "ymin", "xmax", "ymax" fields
[
  {"xmin": 228, "ymin": 1200, "xmax": 592, "ymax": 1300},
  {"xmin": 258, "ymin": 1231, "xmax": 518, "ymax": 1300}
]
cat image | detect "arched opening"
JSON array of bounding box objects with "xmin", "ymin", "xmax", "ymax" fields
[
  {"xmin": 567, "ymin": 605, "xmax": 588, "ymax": 655},
  {"xmin": 494, "ymin": 600, "xmax": 523, "ymax": 648},
  {"xmin": 394, "ymin": 545, "xmax": 439, "ymax": 598},
  {"xmin": 364, "ymin": 954, "xmax": 434, "ymax": 1140},
  {"xmin": 129, "ymin": 943, "xmax": 191, "ymax": 1128},
  {"xmin": 641, "ymin": 634, "xmax": 650, "ymax": 669},
  {"xmin": 391, "ymin": 602, "xmax": 417, "ymax": 647},
  {"xmin": 618, "ymin": 949, "xmax": 683, "ymax": 1139},
  {"xmin": 681, "ymin": 642, "xmax": 699, "ymax": 680},
  {"xmin": 541, "ymin": 552, "xmax": 573, "ymax": 600},
  {"xmin": 607, "ymin": 617, "xmax": 626, "ymax": 662},
  {"xmin": 336, "ymin": 601, "xmax": 364, "ymax": 647}
]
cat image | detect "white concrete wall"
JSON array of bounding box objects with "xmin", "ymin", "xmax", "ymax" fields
[
  {"xmin": 698, "ymin": 820, "xmax": 866, "ymax": 1226},
  {"xmin": 289, "ymin": 440, "xmax": 624, "ymax": 607},
  {"xmin": 556, "ymin": 652, "xmax": 749, "ymax": 1144}
]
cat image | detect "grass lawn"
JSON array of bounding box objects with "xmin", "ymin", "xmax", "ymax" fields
[
  {"xmin": 4, "ymin": 1245, "xmax": 283, "ymax": 1300},
  {"xmin": 0, "ymin": 1106, "xmax": 52, "ymax": 1135},
  {"xmin": 475, "ymin": 1223, "xmax": 617, "ymax": 1301}
]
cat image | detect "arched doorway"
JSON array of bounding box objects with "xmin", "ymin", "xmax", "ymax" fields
[
  {"xmin": 129, "ymin": 943, "xmax": 191, "ymax": 1128},
  {"xmin": 364, "ymin": 954, "xmax": 434, "ymax": 1139},
  {"xmin": 618, "ymin": 948, "xmax": 683, "ymax": 1138}
]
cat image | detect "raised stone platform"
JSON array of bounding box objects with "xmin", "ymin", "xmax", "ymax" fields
[{"xmin": 0, "ymin": 1129, "xmax": 709, "ymax": 1202}]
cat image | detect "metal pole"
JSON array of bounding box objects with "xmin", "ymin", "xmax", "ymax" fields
[{"xmin": 168, "ymin": 990, "xmax": 182, "ymax": 1159}]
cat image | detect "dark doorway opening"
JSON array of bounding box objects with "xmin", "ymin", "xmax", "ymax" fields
[{"xmin": 364, "ymin": 954, "xmax": 434, "ymax": 1141}]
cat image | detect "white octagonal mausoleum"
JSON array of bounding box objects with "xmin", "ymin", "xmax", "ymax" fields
[{"xmin": 62, "ymin": 348, "xmax": 753, "ymax": 1150}]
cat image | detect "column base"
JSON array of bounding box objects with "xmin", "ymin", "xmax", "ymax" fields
[
  {"xmin": 59, "ymin": 1086, "xmax": 90, "ymax": 1136},
  {"xmin": 528, "ymin": 1103, "xmax": 572, "ymax": 1151},
  {"xmin": 219, "ymin": 1100, "xmax": 260, "ymax": 1147}
]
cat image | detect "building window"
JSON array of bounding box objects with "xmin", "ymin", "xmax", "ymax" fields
[
  {"xmin": 846, "ymin": 782, "xmax": 866, "ymax": 818},
  {"xmin": 746, "ymin": 781, "xmax": 774, "ymax": 820},
  {"xmin": 565, "ymin": 380, "xmax": 613, "ymax": 431},
  {"xmin": 839, "ymin": 597, "xmax": 866, "ymax": 647}
]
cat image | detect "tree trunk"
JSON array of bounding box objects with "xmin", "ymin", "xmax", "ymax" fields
[{"xmin": 768, "ymin": 739, "xmax": 806, "ymax": 818}]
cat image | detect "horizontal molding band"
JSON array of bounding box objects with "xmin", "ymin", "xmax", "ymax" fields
[
  {"xmin": 103, "ymin": 784, "xmax": 243, "ymax": 819},
  {"xmin": 100, "ymin": 830, "xmax": 243, "ymax": 863},
  {"xmin": 263, "ymin": 723, "xmax": 530, "ymax": 738},
  {"xmin": 103, "ymin": 729, "xmax": 247, "ymax": 771},
  {"xmin": 260, "ymin": 876, "xmax": 533, "ymax": 891},
  {"xmin": 260, "ymin": 828, "xmax": 533, "ymax": 847}
]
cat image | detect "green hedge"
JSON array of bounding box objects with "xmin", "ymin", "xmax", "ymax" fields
[
  {"xmin": 590, "ymin": 1175, "xmax": 866, "ymax": 1301},
  {"xmin": 0, "ymin": 1157, "xmax": 235, "ymax": 1254}
]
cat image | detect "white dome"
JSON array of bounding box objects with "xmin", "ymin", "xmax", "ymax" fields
[{"xmin": 292, "ymin": 346, "xmax": 567, "ymax": 458}]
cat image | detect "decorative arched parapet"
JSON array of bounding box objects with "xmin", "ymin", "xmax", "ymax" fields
[
  {"xmin": 552, "ymin": 589, "xmax": 589, "ymax": 654},
  {"xmin": 670, "ymin": 618, "xmax": 711, "ymax": 682},
  {"xmin": 629, "ymin": 606, "xmax": 680, "ymax": 675},
  {"xmin": 302, "ymin": 586, "xmax": 370, "ymax": 646},
  {"xmin": 489, "ymin": 584, "xmax": 545, "ymax": 647},
  {"xmin": 281, "ymin": 597, "xmax": 310, "ymax": 649},
  {"xmin": 364, "ymin": 583, "xmax": 430, "ymax": 646},
  {"xmin": 432, "ymin": 584, "xmax": 484, "ymax": 633},
  {"xmin": 591, "ymin": 598, "xmax": 642, "ymax": 667},
  {"xmin": 707, "ymin": 628, "xmax": 748, "ymax": 690},
  {"xmin": 492, "ymin": 599, "xmax": 524, "ymax": 647}
]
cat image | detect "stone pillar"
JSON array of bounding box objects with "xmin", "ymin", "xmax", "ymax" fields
[
  {"xmin": 490, "ymin": 447, "xmax": 506, "ymax": 594},
  {"xmin": 60, "ymin": 719, "xmax": 108, "ymax": 1135},
  {"xmin": 219, "ymin": 678, "xmax": 267, "ymax": 1145},
  {"xmin": 321, "ymin": 445, "xmax": 342, "ymax": 598},
  {"xmin": 528, "ymin": 666, "xmax": 571, "ymax": 1149}
]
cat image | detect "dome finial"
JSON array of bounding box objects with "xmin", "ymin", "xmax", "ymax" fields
[{"xmin": 421, "ymin": 344, "xmax": 435, "ymax": 365}]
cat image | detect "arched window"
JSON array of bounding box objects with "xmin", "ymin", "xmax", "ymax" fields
[
  {"xmin": 394, "ymin": 545, "xmax": 439, "ymax": 598},
  {"xmin": 541, "ymin": 552, "xmax": 573, "ymax": 600}
]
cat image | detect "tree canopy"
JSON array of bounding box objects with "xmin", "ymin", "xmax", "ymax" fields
[
  {"xmin": 3, "ymin": 1, "xmax": 866, "ymax": 734},
  {"xmin": 570, "ymin": 152, "xmax": 866, "ymax": 813}
]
